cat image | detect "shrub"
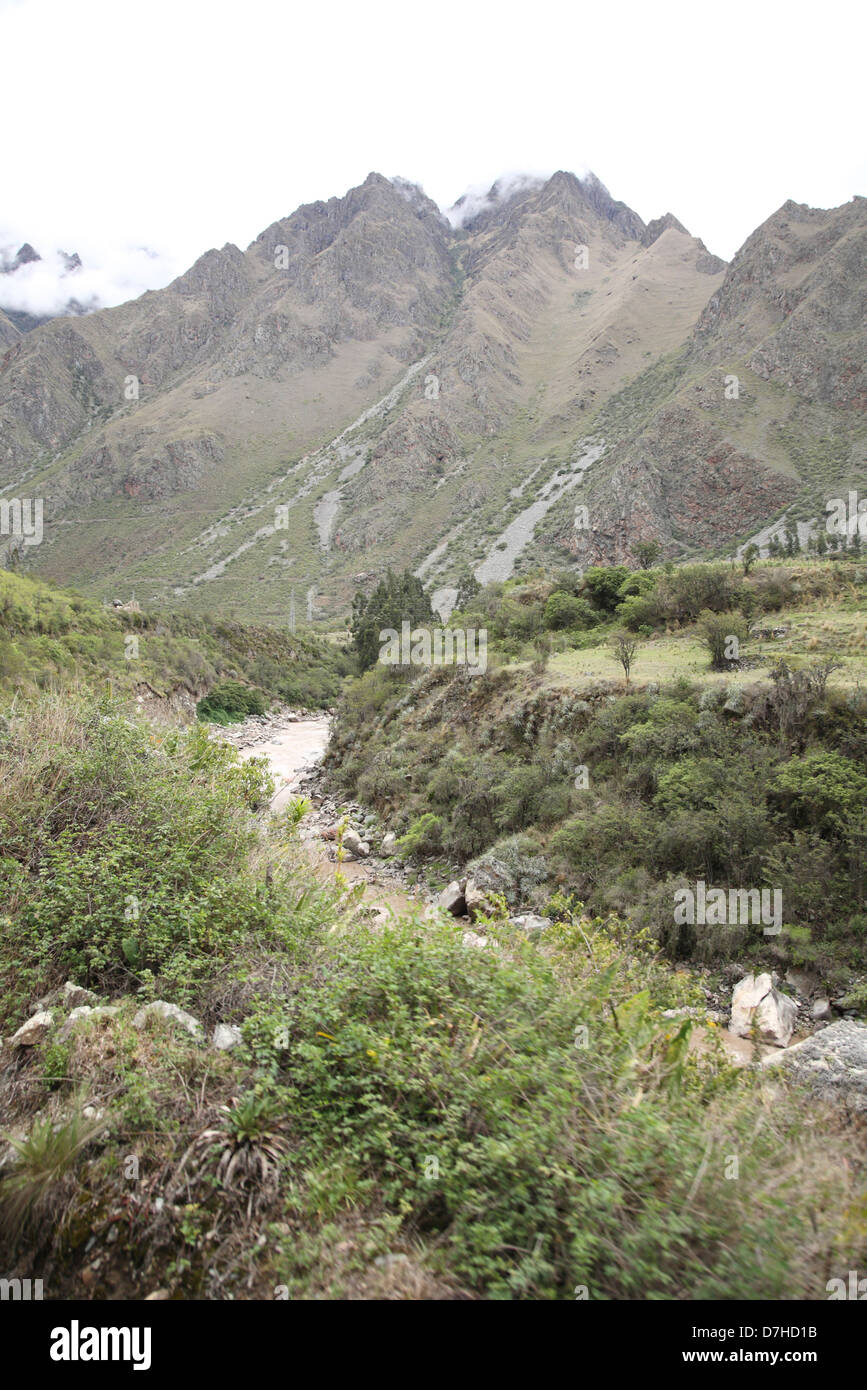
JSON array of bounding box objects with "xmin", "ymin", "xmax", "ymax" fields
[
  {"xmin": 197, "ymin": 680, "xmax": 266, "ymax": 723},
  {"xmin": 396, "ymin": 812, "xmax": 445, "ymax": 860},
  {"xmin": 245, "ymin": 913, "xmax": 860, "ymax": 1299},
  {"xmin": 0, "ymin": 695, "xmax": 283, "ymax": 1021}
]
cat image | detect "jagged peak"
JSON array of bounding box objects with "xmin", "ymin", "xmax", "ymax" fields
[
  {"xmin": 445, "ymin": 173, "xmax": 547, "ymax": 228},
  {"xmin": 642, "ymin": 212, "xmax": 690, "ymax": 246}
]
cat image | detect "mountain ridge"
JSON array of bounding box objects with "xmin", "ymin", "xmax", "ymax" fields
[{"xmin": 1, "ymin": 171, "xmax": 864, "ymax": 620}]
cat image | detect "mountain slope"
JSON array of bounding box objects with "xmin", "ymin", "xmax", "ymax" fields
[{"xmin": 1, "ymin": 173, "xmax": 863, "ymax": 617}]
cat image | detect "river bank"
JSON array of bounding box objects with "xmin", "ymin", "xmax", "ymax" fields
[{"xmin": 215, "ymin": 706, "xmax": 860, "ymax": 1072}]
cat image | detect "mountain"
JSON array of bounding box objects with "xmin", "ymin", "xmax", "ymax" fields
[
  {"xmin": 0, "ymin": 239, "xmax": 91, "ymax": 334},
  {"xmin": 0, "ymin": 306, "xmax": 20, "ymax": 348},
  {"xmin": 1, "ymin": 173, "xmax": 864, "ymax": 620}
]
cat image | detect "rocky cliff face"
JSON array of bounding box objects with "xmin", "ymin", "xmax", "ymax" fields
[{"xmin": 1, "ymin": 173, "xmax": 864, "ymax": 616}]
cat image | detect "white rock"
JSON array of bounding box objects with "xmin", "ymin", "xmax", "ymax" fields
[
  {"xmin": 212, "ymin": 1024, "xmax": 243, "ymax": 1051},
  {"xmin": 730, "ymin": 973, "xmax": 797, "ymax": 1048},
  {"xmin": 381, "ymin": 833, "xmax": 397, "ymax": 854},
  {"xmin": 10, "ymin": 1011, "xmax": 54, "ymax": 1046},
  {"xmin": 62, "ymin": 981, "xmax": 98, "ymax": 1009},
  {"xmin": 58, "ymin": 1005, "xmax": 119, "ymax": 1039},
  {"xmin": 341, "ymin": 828, "xmax": 370, "ymax": 859},
  {"xmin": 464, "ymin": 878, "xmax": 494, "ymax": 921},
  {"xmin": 509, "ymin": 914, "xmax": 551, "ymax": 936},
  {"xmin": 462, "ymin": 930, "xmax": 489, "ymax": 949},
  {"xmin": 811, "ymin": 998, "xmax": 832, "ymax": 1021},
  {"xmin": 132, "ymin": 1001, "xmax": 204, "ymax": 1041}
]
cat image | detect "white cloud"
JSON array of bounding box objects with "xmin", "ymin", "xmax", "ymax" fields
[
  {"xmin": 0, "ymin": 238, "xmax": 183, "ymax": 317},
  {"xmin": 445, "ymin": 171, "xmax": 553, "ymax": 228}
]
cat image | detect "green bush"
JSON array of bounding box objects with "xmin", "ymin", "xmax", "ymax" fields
[
  {"xmin": 0, "ymin": 695, "xmax": 286, "ymax": 1022},
  {"xmin": 197, "ymin": 680, "xmax": 267, "ymax": 723},
  {"xmin": 244, "ymin": 912, "xmax": 856, "ymax": 1299}
]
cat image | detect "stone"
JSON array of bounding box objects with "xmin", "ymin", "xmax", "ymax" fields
[
  {"xmin": 438, "ymin": 881, "xmax": 466, "ymax": 916},
  {"xmin": 762, "ymin": 1020, "xmax": 867, "ymax": 1112},
  {"xmin": 341, "ymin": 828, "xmax": 370, "ymax": 859},
  {"xmin": 462, "ymin": 930, "xmax": 489, "ymax": 949},
  {"xmin": 62, "ymin": 981, "xmax": 98, "ymax": 1009},
  {"xmin": 9, "ymin": 1010, "xmax": 54, "ymax": 1046},
  {"xmin": 464, "ymin": 878, "xmax": 494, "ymax": 921},
  {"xmin": 509, "ymin": 914, "xmax": 551, "ymax": 936},
  {"xmin": 132, "ymin": 1001, "xmax": 203, "ymax": 1041},
  {"xmin": 212, "ymin": 1023, "xmax": 243, "ymax": 1051},
  {"xmin": 785, "ymin": 968, "xmax": 819, "ymax": 998},
  {"xmin": 381, "ymin": 833, "xmax": 397, "ymax": 854},
  {"xmin": 730, "ymin": 973, "xmax": 797, "ymax": 1048},
  {"xmin": 58, "ymin": 1006, "xmax": 119, "ymax": 1040},
  {"xmin": 811, "ymin": 998, "xmax": 832, "ymax": 1021}
]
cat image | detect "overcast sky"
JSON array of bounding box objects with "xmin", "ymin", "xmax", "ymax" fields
[{"xmin": 2, "ymin": 0, "xmax": 865, "ymax": 313}]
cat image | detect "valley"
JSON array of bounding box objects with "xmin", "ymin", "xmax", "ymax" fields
[{"xmin": 1, "ymin": 164, "xmax": 865, "ymax": 1310}]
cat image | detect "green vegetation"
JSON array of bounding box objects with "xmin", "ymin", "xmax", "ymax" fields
[
  {"xmin": 329, "ymin": 557, "xmax": 867, "ymax": 981},
  {"xmin": 196, "ymin": 680, "xmax": 266, "ymax": 724},
  {"xmin": 0, "ymin": 692, "xmax": 863, "ymax": 1298},
  {"xmin": 0, "ymin": 569, "xmax": 349, "ymax": 709},
  {"xmin": 350, "ymin": 569, "xmax": 434, "ymax": 672},
  {"xmin": 0, "ymin": 555, "xmax": 865, "ymax": 1300}
]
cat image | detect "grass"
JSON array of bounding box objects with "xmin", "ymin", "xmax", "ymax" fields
[{"xmin": 544, "ymin": 603, "xmax": 865, "ymax": 691}]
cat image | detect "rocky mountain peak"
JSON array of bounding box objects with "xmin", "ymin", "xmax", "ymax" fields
[{"xmin": 642, "ymin": 212, "xmax": 689, "ymax": 246}]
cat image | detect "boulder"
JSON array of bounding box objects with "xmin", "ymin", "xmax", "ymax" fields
[
  {"xmin": 62, "ymin": 981, "xmax": 98, "ymax": 1009},
  {"xmin": 438, "ymin": 881, "xmax": 466, "ymax": 916},
  {"xmin": 509, "ymin": 914, "xmax": 551, "ymax": 937},
  {"xmin": 212, "ymin": 1023, "xmax": 243, "ymax": 1051},
  {"xmin": 59, "ymin": 1005, "xmax": 119, "ymax": 1040},
  {"xmin": 341, "ymin": 828, "xmax": 370, "ymax": 859},
  {"xmin": 785, "ymin": 968, "xmax": 819, "ymax": 998},
  {"xmin": 462, "ymin": 930, "xmax": 489, "ymax": 949},
  {"xmin": 9, "ymin": 1010, "xmax": 54, "ymax": 1047},
  {"xmin": 811, "ymin": 998, "xmax": 832, "ymax": 1022},
  {"xmin": 464, "ymin": 878, "xmax": 494, "ymax": 921},
  {"xmin": 730, "ymin": 972, "xmax": 797, "ymax": 1047},
  {"xmin": 132, "ymin": 1001, "xmax": 203, "ymax": 1042},
  {"xmin": 762, "ymin": 1020, "xmax": 867, "ymax": 1112},
  {"xmin": 381, "ymin": 833, "xmax": 397, "ymax": 855}
]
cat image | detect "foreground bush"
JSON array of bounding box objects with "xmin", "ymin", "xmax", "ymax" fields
[
  {"xmin": 243, "ymin": 910, "xmax": 865, "ymax": 1299},
  {"xmin": 0, "ymin": 694, "xmax": 285, "ymax": 1023}
]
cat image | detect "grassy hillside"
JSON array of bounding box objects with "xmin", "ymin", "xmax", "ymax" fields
[
  {"xmin": 0, "ymin": 569, "xmax": 350, "ymax": 712},
  {"xmin": 329, "ymin": 555, "xmax": 867, "ymax": 987}
]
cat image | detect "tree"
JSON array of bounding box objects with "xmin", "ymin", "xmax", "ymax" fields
[
  {"xmin": 583, "ymin": 566, "xmax": 630, "ymax": 613},
  {"xmin": 543, "ymin": 591, "xmax": 596, "ymax": 630},
  {"xmin": 350, "ymin": 569, "xmax": 434, "ymax": 672},
  {"xmin": 742, "ymin": 543, "xmax": 759, "ymax": 575},
  {"xmin": 633, "ymin": 539, "xmax": 661, "ymax": 570},
  {"xmin": 697, "ymin": 610, "xmax": 749, "ymax": 671},
  {"xmin": 455, "ymin": 568, "xmax": 480, "ymax": 611},
  {"xmin": 611, "ymin": 630, "xmax": 638, "ymax": 684}
]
